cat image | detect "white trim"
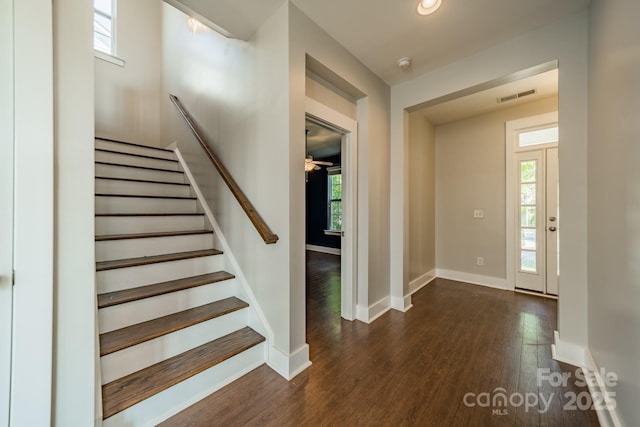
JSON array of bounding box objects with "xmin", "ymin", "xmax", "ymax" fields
[
  {"xmin": 267, "ymin": 344, "xmax": 312, "ymax": 381},
  {"xmin": 583, "ymin": 350, "xmax": 623, "ymax": 427},
  {"xmin": 357, "ymin": 296, "xmax": 391, "ymax": 324},
  {"xmin": 305, "ymin": 97, "xmax": 359, "ymax": 322},
  {"xmin": 551, "ymin": 330, "xmax": 587, "ymax": 367},
  {"xmin": 505, "ymin": 111, "xmax": 558, "ymax": 292},
  {"xmin": 390, "ymin": 269, "xmax": 436, "ymax": 312},
  {"xmin": 94, "ymin": 50, "xmax": 125, "ymax": 67},
  {"xmin": 514, "ymin": 288, "xmax": 557, "ymax": 300},
  {"xmin": 305, "ymin": 244, "xmax": 341, "ymax": 255},
  {"xmin": 408, "ymin": 269, "xmax": 437, "ymax": 295},
  {"xmin": 436, "ymin": 269, "xmax": 508, "ymax": 291},
  {"xmin": 390, "ymin": 295, "xmax": 413, "ymax": 312},
  {"xmin": 174, "ymin": 147, "xmax": 273, "ymax": 346}
]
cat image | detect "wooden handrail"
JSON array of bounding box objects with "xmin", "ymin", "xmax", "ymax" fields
[{"xmin": 169, "ymin": 94, "xmax": 279, "ymax": 244}]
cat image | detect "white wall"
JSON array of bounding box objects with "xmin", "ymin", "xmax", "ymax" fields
[
  {"xmin": 306, "ymin": 75, "xmax": 357, "ymax": 120},
  {"xmin": 587, "ymin": 0, "xmax": 640, "ymax": 424},
  {"xmin": 289, "ymin": 4, "xmax": 391, "ymax": 322},
  {"xmin": 95, "ymin": 0, "xmax": 163, "ymax": 146},
  {"xmin": 11, "ymin": 0, "xmax": 54, "ymax": 424},
  {"xmin": 435, "ymin": 97, "xmax": 557, "ymax": 280},
  {"xmin": 390, "ymin": 12, "xmax": 589, "ymax": 356},
  {"xmin": 161, "ymin": 3, "xmax": 295, "ymax": 367},
  {"xmin": 53, "ymin": 0, "xmax": 98, "ymax": 425},
  {"xmin": 407, "ymin": 112, "xmax": 435, "ymax": 286}
]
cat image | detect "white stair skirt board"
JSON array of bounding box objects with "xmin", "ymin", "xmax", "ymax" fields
[
  {"xmin": 435, "ymin": 269, "xmax": 508, "ymax": 291},
  {"xmin": 101, "ymin": 309, "xmax": 249, "ymax": 384},
  {"xmin": 95, "ymin": 163, "xmax": 186, "ymax": 184},
  {"xmin": 95, "ymin": 196, "xmax": 199, "ymax": 214},
  {"xmin": 102, "ymin": 343, "xmax": 266, "ymax": 427},
  {"xmin": 96, "ymin": 139, "xmax": 176, "ymax": 161},
  {"xmin": 96, "ymin": 233, "xmax": 214, "ymax": 262},
  {"xmin": 95, "ymin": 151, "xmax": 181, "ymax": 171},
  {"xmin": 99, "ymin": 279, "xmax": 236, "ymax": 333},
  {"xmin": 583, "ymin": 350, "xmax": 623, "ymax": 427},
  {"xmin": 173, "ymin": 148, "xmax": 274, "ymax": 356},
  {"xmin": 267, "ymin": 344, "xmax": 312, "ymax": 381},
  {"xmin": 96, "ymin": 179, "xmax": 193, "ymax": 198},
  {"xmin": 305, "ymin": 244, "xmax": 341, "ymax": 256},
  {"xmin": 356, "ymin": 296, "xmax": 391, "ymax": 324},
  {"xmin": 96, "ymin": 215, "xmax": 206, "ymax": 235},
  {"xmin": 97, "ymin": 255, "xmax": 225, "ymax": 293},
  {"xmin": 551, "ymin": 330, "xmax": 588, "ymax": 368}
]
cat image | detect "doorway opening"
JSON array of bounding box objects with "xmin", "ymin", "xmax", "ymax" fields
[
  {"xmin": 506, "ymin": 113, "xmax": 559, "ymax": 296},
  {"xmin": 304, "ymin": 98, "xmax": 358, "ymax": 323}
]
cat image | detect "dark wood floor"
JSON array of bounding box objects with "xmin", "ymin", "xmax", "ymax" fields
[{"xmin": 161, "ymin": 251, "xmax": 600, "ymax": 426}]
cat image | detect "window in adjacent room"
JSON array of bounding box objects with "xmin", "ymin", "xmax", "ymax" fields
[
  {"xmin": 94, "ymin": 0, "xmax": 115, "ymax": 55},
  {"xmin": 327, "ymin": 167, "xmax": 342, "ymax": 232}
]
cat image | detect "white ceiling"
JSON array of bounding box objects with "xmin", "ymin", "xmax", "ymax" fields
[
  {"xmin": 174, "ymin": 0, "xmax": 589, "ymax": 85},
  {"xmin": 292, "ymin": 0, "xmax": 589, "ymax": 85},
  {"xmin": 418, "ymin": 68, "xmax": 558, "ymax": 125},
  {"xmin": 306, "ymin": 120, "xmax": 342, "ymax": 159}
]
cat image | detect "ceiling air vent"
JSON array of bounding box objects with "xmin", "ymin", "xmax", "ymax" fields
[{"xmin": 497, "ymin": 89, "xmax": 536, "ymax": 104}]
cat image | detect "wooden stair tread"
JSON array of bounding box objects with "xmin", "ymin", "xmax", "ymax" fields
[
  {"xmin": 102, "ymin": 327, "xmax": 265, "ymax": 419},
  {"xmin": 95, "ymin": 176, "xmax": 191, "ymax": 186},
  {"xmin": 95, "ymin": 229, "xmax": 212, "ymax": 242},
  {"xmin": 95, "ymin": 193, "xmax": 197, "ymax": 200},
  {"xmin": 96, "ymin": 161, "xmax": 184, "ymax": 174},
  {"xmin": 96, "ymin": 148, "xmax": 178, "ymax": 163},
  {"xmin": 100, "ymin": 297, "xmax": 248, "ymax": 356},
  {"xmin": 95, "ymin": 213, "xmax": 204, "ymax": 217},
  {"xmin": 98, "ymin": 271, "xmax": 235, "ymax": 308},
  {"xmin": 95, "ymin": 137, "xmax": 174, "ymax": 153},
  {"xmin": 96, "ymin": 249, "xmax": 222, "ymax": 271}
]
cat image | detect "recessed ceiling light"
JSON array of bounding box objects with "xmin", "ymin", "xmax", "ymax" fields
[{"xmin": 417, "ymin": 0, "xmax": 442, "ymax": 15}]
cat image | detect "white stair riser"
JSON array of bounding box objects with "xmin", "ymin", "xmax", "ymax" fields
[
  {"xmin": 96, "ymin": 140, "xmax": 176, "ymax": 161},
  {"xmin": 96, "ymin": 179, "xmax": 192, "ymax": 198},
  {"xmin": 96, "ymin": 215, "xmax": 206, "ymax": 235},
  {"xmin": 96, "ymin": 233, "xmax": 214, "ymax": 262},
  {"xmin": 95, "ymin": 196, "xmax": 199, "ymax": 214},
  {"xmin": 99, "ymin": 279, "xmax": 236, "ymax": 333},
  {"xmin": 96, "ymin": 163, "xmax": 186, "ymax": 184},
  {"xmin": 102, "ymin": 343, "xmax": 265, "ymax": 427},
  {"xmin": 97, "ymin": 255, "xmax": 224, "ymax": 293},
  {"xmin": 96, "ymin": 151, "xmax": 181, "ymax": 171},
  {"xmin": 100, "ymin": 309, "xmax": 249, "ymax": 384}
]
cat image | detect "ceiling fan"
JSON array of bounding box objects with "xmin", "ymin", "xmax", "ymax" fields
[{"xmin": 305, "ymin": 129, "xmax": 333, "ymax": 172}]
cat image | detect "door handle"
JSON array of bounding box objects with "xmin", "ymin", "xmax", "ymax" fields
[{"xmin": 548, "ymin": 226, "xmax": 557, "ymax": 232}]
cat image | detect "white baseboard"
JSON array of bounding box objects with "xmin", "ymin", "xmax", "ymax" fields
[
  {"xmin": 267, "ymin": 344, "xmax": 312, "ymax": 380},
  {"xmin": 356, "ymin": 296, "xmax": 391, "ymax": 324},
  {"xmin": 552, "ymin": 330, "xmax": 588, "ymax": 368},
  {"xmin": 305, "ymin": 244, "xmax": 341, "ymax": 255},
  {"xmin": 583, "ymin": 350, "xmax": 623, "ymax": 427},
  {"xmin": 436, "ymin": 268, "xmax": 508, "ymax": 291},
  {"xmin": 390, "ymin": 295, "xmax": 413, "ymax": 312},
  {"xmin": 409, "ymin": 269, "xmax": 437, "ymax": 295}
]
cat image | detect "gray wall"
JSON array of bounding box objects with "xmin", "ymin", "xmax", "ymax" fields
[
  {"xmin": 435, "ymin": 97, "xmax": 557, "ymax": 279},
  {"xmin": 588, "ymin": 0, "xmax": 640, "ymax": 424},
  {"xmin": 408, "ymin": 112, "xmax": 435, "ymax": 284}
]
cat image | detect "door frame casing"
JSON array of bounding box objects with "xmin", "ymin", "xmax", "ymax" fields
[
  {"xmin": 506, "ymin": 111, "xmax": 558, "ymax": 292},
  {"xmin": 305, "ymin": 97, "xmax": 359, "ymax": 321}
]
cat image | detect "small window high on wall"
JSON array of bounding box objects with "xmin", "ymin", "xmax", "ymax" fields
[{"xmin": 94, "ymin": 0, "xmax": 115, "ymax": 55}]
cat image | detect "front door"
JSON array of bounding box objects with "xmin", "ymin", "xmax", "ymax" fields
[
  {"xmin": 512, "ymin": 120, "xmax": 559, "ymax": 295},
  {"xmin": 0, "ymin": 0, "xmax": 15, "ymax": 422},
  {"xmin": 515, "ymin": 146, "xmax": 559, "ymax": 294}
]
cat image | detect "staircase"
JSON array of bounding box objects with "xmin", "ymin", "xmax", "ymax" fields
[{"xmin": 95, "ymin": 138, "xmax": 266, "ymax": 425}]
